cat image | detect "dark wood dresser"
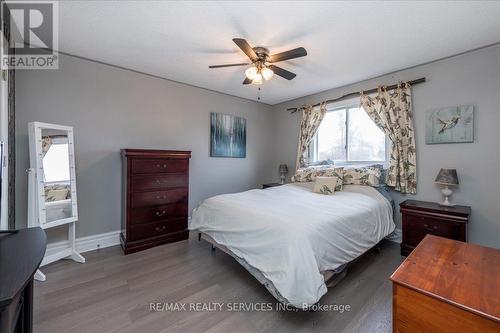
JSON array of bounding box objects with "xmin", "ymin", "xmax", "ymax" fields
[
  {"xmin": 400, "ymin": 199, "xmax": 470, "ymax": 256},
  {"xmin": 391, "ymin": 235, "xmax": 499, "ymax": 332},
  {"xmin": 0, "ymin": 227, "xmax": 46, "ymax": 333},
  {"xmin": 121, "ymin": 149, "xmax": 191, "ymax": 254}
]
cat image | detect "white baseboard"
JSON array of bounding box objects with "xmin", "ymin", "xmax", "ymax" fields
[
  {"xmin": 386, "ymin": 227, "xmax": 402, "ymax": 243},
  {"xmin": 45, "ymin": 230, "xmax": 121, "ymax": 258}
]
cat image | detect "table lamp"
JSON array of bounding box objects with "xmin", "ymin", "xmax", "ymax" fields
[
  {"xmin": 434, "ymin": 168, "xmax": 459, "ymax": 206},
  {"xmin": 279, "ymin": 164, "xmax": 288, "ymax": 184}
]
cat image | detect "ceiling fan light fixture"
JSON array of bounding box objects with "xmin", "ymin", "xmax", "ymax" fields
[
  {"xmin": 261, "ymin": 66, "xmax": 274, "ymax": 80},
  {"xmin": 245, "ymin": 66, "xmax": 258, "ymax": 80},
  {"xmin": 252, "ymin": 74, "xmax": 263, "ymax": 85},
  {"xmin": 209, "ymin": 38, "xmax": 306, "ymax": 85}
]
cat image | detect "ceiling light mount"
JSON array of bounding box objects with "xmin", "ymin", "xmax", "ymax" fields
[{"xmin": 252, "ymin": 46, "xmax": 270, "ymax": 62}]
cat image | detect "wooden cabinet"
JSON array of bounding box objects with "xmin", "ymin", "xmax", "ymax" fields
[
  {"xmin": 400, "ymin": 199, "xmax": 470, "ymax": 256},
  {"xmin": 121, "ymin": 149, "xmax": 191, "ymax": 254},
  {"xmin": 391, "ymin": 235, "xmax": 500, "ymax": 332}
]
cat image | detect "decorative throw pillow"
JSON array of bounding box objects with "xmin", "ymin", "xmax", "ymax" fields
[
  {"xmin": 314, "ymin": 166, "xmax": 344, "ymax": 191},
  {"xmin": 313, "ymin": 176, "xmax": 338, "ymax": 195},
  {"xmin": 343, "ymin": 166, "xmax": 382, "ymax": 187},
  {"xmin": 45, "ymin": 188, "xmax": 70, "ymax": 202},
  {"xmin": 291, "ymin": 166, "xmax": 316, "ymax": 183},
  {"xmin": 44, "ymin": 184, "xmax": 70, "ymax": 202},
  {"xmin": 292, "ymin": 166, "xmax": 344, "ymax": 191}
]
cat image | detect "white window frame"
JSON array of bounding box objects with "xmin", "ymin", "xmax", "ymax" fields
[{"xmin": 308, "ymin": 97, "xmax": 391, "ymax": 168}]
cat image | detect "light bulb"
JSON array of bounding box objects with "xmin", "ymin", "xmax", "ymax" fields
[
  {"xmin": 252, "ymin": 74, "xmax": 263, "ymax": 85},
  {"xmin": 245, "ymin": 66, "xmax": 258, "ymax": 80},
  {"xmin": 261, "ymin": 67, "xmax": 274, "ymax": 80}
]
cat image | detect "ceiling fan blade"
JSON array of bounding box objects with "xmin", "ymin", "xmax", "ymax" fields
[
  {"xmin": 243, "ymin": 77, "xmax": 252, "ymax": 85},
  {"xmin": 209, "ymin": 63, "xmax": 249, "ymax": 68},
  {"xmin": 269, "ymin": 47, "xmax": 307, "ymax": 63},
  {"xmin": 233, "ymin": 38, "xmax": 257, "ymax": 61},
  {"xmin": 268, "ymin": 65, "xmax": 296, "ymax": 80}
]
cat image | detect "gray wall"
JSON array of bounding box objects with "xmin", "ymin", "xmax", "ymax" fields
[
  {"xmin": 16, "ymin": 53, "xmax": 274, "ymax": 240},
  {"xmin": 271, "ymin": 44, "xmax": 500, "ymax": 248},
  {"xmin": 16, "ymin": 45, "xmax": 500, "ymax": 248}
]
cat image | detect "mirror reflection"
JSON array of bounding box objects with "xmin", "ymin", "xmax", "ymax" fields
[{"xmin": 41, "ymin": 128, "xmax": 73, "ymax": 222}]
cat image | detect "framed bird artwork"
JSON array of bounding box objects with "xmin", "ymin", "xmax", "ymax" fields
[{"xmin": 425, "ymin": 105, "xmax": 474, "ymax": 144}]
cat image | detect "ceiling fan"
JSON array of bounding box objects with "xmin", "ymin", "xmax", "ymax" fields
[{"xmin": 209, "ymin": 38, "xmax": 307, "ymax": 85}]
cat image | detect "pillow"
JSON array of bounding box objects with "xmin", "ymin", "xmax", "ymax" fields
[
  {"xmin": 45, "ymin": 188, "xmax": 70, "ymax": 202},
  {"xmin": 369, "ymin": 164, "xmax": 387, "ymax": 185},
  {"xmin": 291, "ymin": 166, "xmax": 316, "ymax": 183},
  {"xmin": 314, "ymin": 166, "xmax": 344, "ymax": 191},
  {"xmin": 292, "ymin": 166, "xmax": 344, "ymax": 191},
  {"xmin": 44, "ymin": 184, "xmax": 71, "ymax": 202},
  {"xmin": 313, "ymin": 176, "xmax": 338, "ymax": 195},
  {"xmin": 343, "ymin": 166, "xmax": 382, "ymax": 187}
]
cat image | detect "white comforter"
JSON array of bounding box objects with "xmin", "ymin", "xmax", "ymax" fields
[{"xmin": 189, "ymin": 183, "xmax": 395, "ymax": 307}]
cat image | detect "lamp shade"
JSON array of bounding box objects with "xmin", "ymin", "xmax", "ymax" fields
[
  {"xmin": 245, "ymin": 66, "xmax": 258, "ymax": 80},
  {"xmin": 279, "ymin": 164, "xmax": 288, "ymax": 174},
  {"xmin": 261, "ymin": 67, "xmax": 274, "ymax": 80},
  {"xmin": 434, "ymin": 168, "xmax": 459, "ymax": 185}
]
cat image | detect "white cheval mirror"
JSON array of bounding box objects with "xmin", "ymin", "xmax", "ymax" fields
[{"xmin": 27, "ymin": 122, "xmax": 85, "ymax": 281}]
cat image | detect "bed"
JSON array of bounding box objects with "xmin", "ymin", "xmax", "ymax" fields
[{"xmin": 189, "ymin": 182, "xmax": 395, "ymax": 308}]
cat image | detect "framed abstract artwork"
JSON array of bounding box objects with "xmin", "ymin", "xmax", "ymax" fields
[
  {"xmin": 210, "ymin": 112, "xmax": 246, "ymax": 158},
  {"xmin": 425, "ymin": 105, "xmax": 474, "ymax": 144}
]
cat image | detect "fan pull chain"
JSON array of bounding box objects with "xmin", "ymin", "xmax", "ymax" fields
[{"xmin": 258, "ymin": 87, "xmax": 261, "ymax": 101}]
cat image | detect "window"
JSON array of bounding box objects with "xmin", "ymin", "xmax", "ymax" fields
[
  {"xmin": 309, "ymin": 104, "xmax": 388, "ymax": 166},
  {"xmin": 43, "ymin": 143, "xmax": 70, "ymax": 182}
]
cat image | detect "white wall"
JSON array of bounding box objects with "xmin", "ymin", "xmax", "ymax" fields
[
  {"xmin": 271, "ymin": 45, "xmax": 500, "ymax": 248},
  {"xmin": 15, "ymin": 53, "xmax": 274, "ymax": 240}
]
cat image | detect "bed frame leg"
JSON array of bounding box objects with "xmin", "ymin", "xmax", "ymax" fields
[
  {"xmin": 198, "ymin": 233, "xmax": 201, "ymax": 241},
  {"xmin": 211, "ymin": 245, "xmax": 216, "ymax": 252}
]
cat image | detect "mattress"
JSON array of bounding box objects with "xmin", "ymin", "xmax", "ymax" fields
[{"xmin": 189, "ymin": 183, "xmax": 395, "ymax": 307}]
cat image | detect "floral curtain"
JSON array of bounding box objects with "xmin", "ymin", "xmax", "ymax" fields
[
  {"xmin": 41, "ymin": 136, "xmax": 53, "ymax": 157},
  {"xmin": 295, "ymin": 102, "xmax": 327, "ymax": 170},
  {"xmin": 360, "ymin": 83, "xmax": 417, "ymax": 194}
]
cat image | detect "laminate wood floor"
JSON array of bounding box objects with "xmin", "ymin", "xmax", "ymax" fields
[{"xmin": 34, "ymin": 234, "xmax": 404, "ymax": 333}]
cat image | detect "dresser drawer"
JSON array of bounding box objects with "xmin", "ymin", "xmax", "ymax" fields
[
  {"xmin": 129, "ymin": 218, "xmax": 187, "ymax": 241},
  {"xmin": 130, "ymin": 203, "xmax": 187, "ymax": 224},
  {"xmin": 130, "ymin": 173, "xmax": 188, "ymax": 191},
  {"xmin": 131, "ymin": 159, "xmax": 188, "ymax": 174},
  {"xmin": 403, "ymin": 214, "xmax": 461, "ymax": 239},
  {"xmin": 131, "ymin": 188, "xmax": 187, "ymax": 208}
]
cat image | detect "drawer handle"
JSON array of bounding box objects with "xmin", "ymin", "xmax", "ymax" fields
[
  {"xmin": 155, "ymin": 179, "xmax": 161, "ymax": 184},
  {"xmin": 155, "ymin": 226, "xmax": 166, "ymax": 232},
  {"xmin": 423, "ymin": 223, "xmax": 438, "ymax": 232},
  {"xmin": 156, "ymin": 195, "xmax": 167, "ymax": 200},
  {"xmin": 155, "ymin": 210, "xmax": 166, "ymax": 217}
]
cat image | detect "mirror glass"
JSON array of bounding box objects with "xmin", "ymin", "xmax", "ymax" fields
[{"xmin": 41, "ymin": 128, "xmax": 73, "ymax": 223}]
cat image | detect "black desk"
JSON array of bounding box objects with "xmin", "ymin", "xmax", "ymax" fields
[{"xmin": 0, "ymin": 228, "xmax": 46, "ymax": 333}]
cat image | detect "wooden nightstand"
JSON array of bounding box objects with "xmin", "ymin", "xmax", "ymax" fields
[
  {"xmin": 399, "ymin": 199, "xmax": 470, "ymax": 256},
  {"xmin": 262, "ymin": 183, "xmax": 283, "ymax": 189}
]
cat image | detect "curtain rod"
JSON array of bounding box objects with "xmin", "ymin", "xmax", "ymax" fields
[{"xmin": 288, "ymin": 77, "xmax": 426, "ymax": 113}]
